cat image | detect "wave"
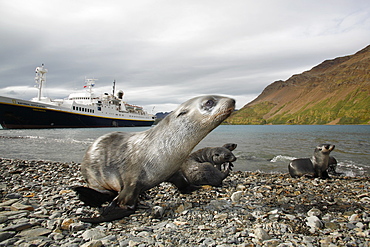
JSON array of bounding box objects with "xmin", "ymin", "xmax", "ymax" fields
[
  {"xmin": 270, "ymin": 155, "xmax": 296, "ymax": 163},
  {"xmin": 337, "ymin": 160, "xmax": 366, "ymax": 177}
]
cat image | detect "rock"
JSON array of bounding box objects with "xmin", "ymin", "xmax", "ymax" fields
[
  {"xmin": 263, "ymin": 239, "xmax": 281, "ymax": 247},
  {"xmin": 214, "ymin": 213, "xmax": 228, "ymax": 220},
  {"xmin": 70, "ymin": 222, "xmax": 90, "ymax": 231},
  {"xmin": 306, "ymin": 216, "xmax": 324, "ymax": 229},
  {"xmin": 307, "ymin": 208, "xmax": 321, "ymax": 217},
  {"xmin": 325, "ymin": 222, "xmax": 340, "ymax": 230},
  {"xmin": 231, "ymin": 191, "xmax": 243, "ymax": 203},
  {"xmin": 10, "ymin": 202, "xmax": 34, "ymax": 211},
  {"xmin": 1, "ymin": 223, "xmax": 33, "ymax": 231},
  {"xmin": 0, "ymin": 210, "xmax": 29, "ymax": 217},
  {"xmin": 0, "ymin": 231, "xmax": 16, "ymax": 242},
  {"xmin": 80, "ymin": 240, "xmax": 103, "ymax": 247},
  {"xmin": 0, "ymin": 158, "xmax": 369, "ymax": 246},
  {"xmin": 254, "ymin": 227, "xmax": 271, "ymax": 241},
  {"xmin": 0, "ymin": 215, "xmax": 8, "ymax": 223},
  {"xmin": 348, "ymin": 213, "xmax": 360, "ymax": 222},
  {"xmin": 82, "ymin": 229, "xmax": 107, "ymax": 241},
  {"xmin": 0, "ymin": 199, "xmax": 19, "ymax": 207},
  {"xmin": 16, "ymin": 227, "xmax": 52, "ymax": 237},
  {"xmin": 61, "ymin": 218, "xmax": 75, "ymax": 230}
]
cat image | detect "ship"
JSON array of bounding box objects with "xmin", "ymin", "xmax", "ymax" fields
[{"xmin": 0, "ymin": 65, "xmax": 156, "ymax": 129}]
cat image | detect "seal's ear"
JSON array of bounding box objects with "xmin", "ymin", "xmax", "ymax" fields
[{"xmin": 177, "ymin": 110, "xmax": 188, "ymax": 117}]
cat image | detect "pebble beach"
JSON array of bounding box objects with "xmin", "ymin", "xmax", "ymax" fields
[{"xmin": 0, "ymin": 158, "xmax": 369, "ymax": 246}]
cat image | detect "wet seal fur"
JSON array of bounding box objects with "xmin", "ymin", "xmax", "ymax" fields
[
  {"xmin": 167, "ymin": 143, "xmax": 237, "ymax": 193},
  {"xmin": 288, "ymin": 144, "xmax": 335, "ymax": 178},
  {"xmin": 73, "ymin": 95, "xmax": 235, "ymax": 223}
]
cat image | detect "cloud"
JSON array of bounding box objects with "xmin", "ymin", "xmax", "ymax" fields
[{"xmin": 0, "ymin": 0, "xmax": 369, "ymax": 112}]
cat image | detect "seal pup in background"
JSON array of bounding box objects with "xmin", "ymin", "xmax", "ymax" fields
[
  {"xmin": 167, "ymin": 143, "xmax": 237, "ymax": 193},
  {"xmin": 74, "ymin": 95, "xmax": 235, "ymax": 223},
  {"xmin": 327, "ymin": 156, "xmax": 343, "ymax": 176},
  {"xmin": 288, "ymin": 144, "xmax": 335, "ymax": 178}
]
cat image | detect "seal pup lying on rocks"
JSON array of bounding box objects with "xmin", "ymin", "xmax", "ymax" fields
[
  {"xmin": 288, "ymin": 144, "xmax": 335, "ymax": 178},
  {"xmin": 74, "ymin": 95, "xmax": 235, "ymax": 223},
  {"xmin": 167, "ymin": 143, "xmax": 237, "ymax": 193}
]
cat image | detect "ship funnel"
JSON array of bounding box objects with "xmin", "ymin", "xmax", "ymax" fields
[{"xmin": 117, "ymin": 90, "xmax": 124, "ymax": 99}]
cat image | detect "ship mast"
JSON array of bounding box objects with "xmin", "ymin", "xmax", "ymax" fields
[
  {"xmin": 113, "ymin": 80, "xmax": 116, "ymax": 96},
  {"xmin": 34, "ymin": 64, "xmax": 48, "ymax": 101},
  {"xmin": 84, "ymin": 78, "xmax": 97, "ymax": 102}
]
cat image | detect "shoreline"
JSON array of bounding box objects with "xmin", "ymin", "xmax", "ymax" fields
[{"xmin": 1, "ymin": 158, "xmax": 369, "ymax": 246}]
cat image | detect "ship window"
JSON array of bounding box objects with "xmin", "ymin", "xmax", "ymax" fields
[
  {"xmin": 73, "ymin": 106, "xmax": 75, "ymax": 110},
  {"xmin": 97, "ymin": 107, "xmax": 101, "ymax": 111}
]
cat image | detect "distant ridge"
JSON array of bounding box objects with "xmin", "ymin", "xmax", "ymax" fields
[{"xmin": 227, "ymin": 45, "xmax": 370, "ymax": 125}]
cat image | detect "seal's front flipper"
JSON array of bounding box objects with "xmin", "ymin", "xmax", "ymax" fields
[
  {"xmin": 72, "ymin": 186, "xmax": 116, "ymax": 207},
  {"xmin": 80, "ymin": 200, "xmax": 135, "ymax": 223},
  {"xmin": 179, "ymin": 184, "xmax": 202, "ymax": 194}
]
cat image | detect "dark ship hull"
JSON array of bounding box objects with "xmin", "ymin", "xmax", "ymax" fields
[{"xmin": 0, "ymin": 99, "xmax": 155, "ymax": 129}]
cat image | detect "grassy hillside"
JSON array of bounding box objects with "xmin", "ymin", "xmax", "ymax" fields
[{"xmin": 228, "ymin": 45, "xmax": 370, "ymax": 125}]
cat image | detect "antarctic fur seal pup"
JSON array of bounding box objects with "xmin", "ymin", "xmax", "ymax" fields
[
  {"xmin": 327, "ymin": 156, "xmax": 343, "ymax": 176},
  {"xmin": 167, "ymin": 143, "xmax": 237, "ymax": 193},
  {"xmin": 288, "ymin": 144, "xmax": 335, "ymax": 178},
  {"xmin": 74, "ymin": 95, "xmax": 235, "ymax": 223}
]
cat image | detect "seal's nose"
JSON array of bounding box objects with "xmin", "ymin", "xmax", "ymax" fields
[{"xmin": 324, "ymin": 144, "xmax": 330, "ymax": 150}]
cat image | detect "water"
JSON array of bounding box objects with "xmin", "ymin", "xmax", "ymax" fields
[{"xmin": 0, "ymin": 125, "xmax": 369, "ymax": 176}]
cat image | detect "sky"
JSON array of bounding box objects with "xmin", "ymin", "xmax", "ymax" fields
[{"xmin": 0, "ymin": 0, "xmax": 369, "ymax": 113}]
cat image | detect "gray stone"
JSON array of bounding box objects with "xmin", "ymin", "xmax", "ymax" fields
[
  {"xmin": 254, "ymin": 227, "xmax": 271, "ymax": 241},
  {"xmin": 307, "ymin": 208, "xmax": 322, "ymax": 217},
  {"xmin": 82, "ymin": 229, "xmax": 107, "ymax": 241},
  {"xmin": 306, "ymin": 216, "xmax": 324, "ymax": 229},
  {"xmin": 1, "ymin": 223, "xmax": 33, "ymax": 232},
  {"xmin": 231, "ymin": 191, "xmax": 243, "ymax": 203},
  {"xmin": 0, "ymin": 231, "xmax": 16, "ymax": 242},
  {"xmin": 80, "ymin": 240, "xmax": 103, "ymax": 247},
  {"xmin": 16, "ymin": 227, "xmax": 52, "ymax": 237},
  {"xmin": 0, "ymin": 216, "xmax": 8, "ymax": 224}
]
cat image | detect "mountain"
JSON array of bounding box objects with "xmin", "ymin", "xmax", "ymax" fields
[{"xmin": 227, "ymin": 45, "xmax": 370, "ymax": 125}]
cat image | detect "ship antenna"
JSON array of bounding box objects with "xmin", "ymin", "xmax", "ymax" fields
[{"xmin": 113, "ymin": 80, "xmax": 116, "ymax": 96}]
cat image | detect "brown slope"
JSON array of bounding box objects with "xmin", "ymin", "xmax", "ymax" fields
[{"xmin": 228, "ymin": 45, "xmax": 370, "ymax": 125}]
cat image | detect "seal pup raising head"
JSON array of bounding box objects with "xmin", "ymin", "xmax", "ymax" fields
[
  {"xmin": 74, "ymin": 95, "xmax": 235, "ymax": 223},
  {"xmin": 167, "ymin": 143, "xmax": 237, "ymax": 194},
  {"xmin": 288, "ymin": 144, "xmax": 335, "ymax": 178}
]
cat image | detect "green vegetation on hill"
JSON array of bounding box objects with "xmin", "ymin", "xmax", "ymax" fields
[
  {"xmin": 228, "ymin": 89, "xmax": 369, "ymax": 125},
  {"xmin": 227, "ymin": 45, "xmax": 370, "ymax": 125},
  {"xmin": 228, "ymin": 102, "xmax": 274, "ymax": 125}
]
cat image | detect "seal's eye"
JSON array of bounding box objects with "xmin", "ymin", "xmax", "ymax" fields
[{"xmin": 203, "ymin": 99, "xmax": 216, "ymax": 110}]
